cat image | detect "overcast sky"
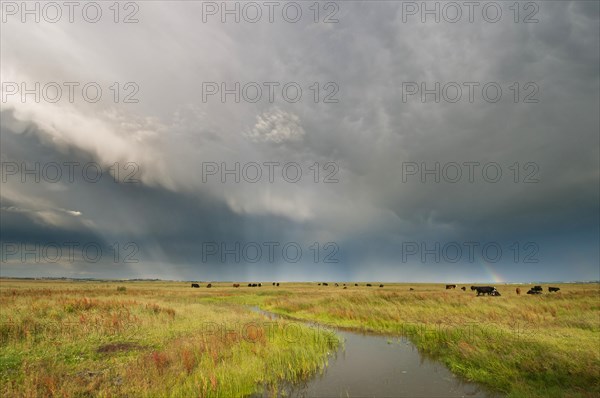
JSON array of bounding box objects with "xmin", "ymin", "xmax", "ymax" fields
[{"xmin": 1, "ymin": 1, "xmax": 598, "ymax": 282}]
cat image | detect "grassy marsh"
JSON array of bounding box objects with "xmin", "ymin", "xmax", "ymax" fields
[{"xmin": 0, "ymin": 280, "xmax": 598, "ymax": 397}]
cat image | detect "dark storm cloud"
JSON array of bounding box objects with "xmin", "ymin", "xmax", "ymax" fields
[{"xmin": 1, "ymin": 1, "xmax": 598, "ymax": 281}]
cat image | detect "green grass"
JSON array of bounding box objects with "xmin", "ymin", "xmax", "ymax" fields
[
  {"xmin": 255, "ymin": 283, "xmax": 600, "ymax": 398},
  {"xmin": 1, "ymin": 280, "xmax": 598, "ymax": 397},
  {"xmin": 0, "ymin": 280, "xmax": 338, "ymax": 397}
]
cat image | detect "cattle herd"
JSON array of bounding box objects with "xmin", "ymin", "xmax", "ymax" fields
[{"xmin": 189, "ymin": 282, "xmax": 562, "ymax": 295}]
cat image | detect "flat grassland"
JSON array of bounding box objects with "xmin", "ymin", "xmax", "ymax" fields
[{"xmin": 0, "ymin": 280, "xmax": 598, "ymax": 397}]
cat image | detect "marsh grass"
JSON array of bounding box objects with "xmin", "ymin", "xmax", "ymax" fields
[
  {"xmin": 0, "ymin": 280, "xmax": 338, "ymax": 397},
  {"xmin": 257, "ymin": 283, "xmax": 600, "ymax": 398},
  {"xmin": 1, "ymin": 280, "xmax": 597, "ymax": 397}
]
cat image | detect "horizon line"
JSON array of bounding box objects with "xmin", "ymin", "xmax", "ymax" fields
[{"xmin": 1, "ymin": 277, "xmax": 598, "ymax": 284}]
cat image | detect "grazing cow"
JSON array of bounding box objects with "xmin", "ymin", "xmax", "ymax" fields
[
  {"xmin": 207, "ymin": 283, "xmax": 212, "ymax": 288},
  {"xmin": 248, "ymin": 283, "xmax": 252, "ymax": 287},
  {"xmin": 409, "ymin": 288, "xmax": 414, "ymax": 291},
  {"xmin": 318, "ymin": 283, "xmax": 321, "ymax": 285},
  {"xmin": 323, "ymin": 282, "xmax": 329, "ymax": 286},
  {"xmin": 258, "ymin": 283, "xmax": 262, "ymax": 287},
  {"xmin": 251, "ymin": 283, "xmax": 257, "ymax": 287},
  {"xmin": 470, "ymin": 286, "xmax": 478, "ymax": 291},
  {"xmin": 446, "ymin": 284, "xmax": 457, "ymax": 289},
  {"xmin": 379, "ymin": 284, "xmax": 384, "ymax": 288},
  {"xmin": 233, "ymin": 283, "xmax": 240, "ymax": 288},
  {"xmin": 366, "ymin": 283, "xmax": 372, "ymax": 287},
  {"xmin": 527, "ymin": 289, "xmax": 542, "ymax": 295},
  {"xmin": 343, "ymin": 286, "xmax": 347, "ymax": 289},
  {"xmin": 475, "ymin": 286, "xmax": 498, "ymax": 296},
  {"xmin": 273, "ymin": 282, "xmax": 276, "ymax": 286},
  {"xmin": 461, "ymin": 286, "xmax": 466, "ymax": 291},
  {"xmin": 335, "ymin": 283, "xmax": 339, "ymax": 287},
  {"xmin": 548, "ymin": 287, "xmax": 560, "ymax": 292},
  {"xmin": 516, "ymin": 287, "xmax": 521, "ymax": 295},
  {"xmin": 276, "ymin": 283, "xmax": 280, "ymax": 286},
  {"xmin": 355, "ymin": 283, "xmax": 358, "ymax": 286},
  {"xmin": 191, "ymin": 283, "xmax": 200, "ymax": 288},
  {"xmin": 533, "ymin": 285, "xmax": 543, "ymax": 292}
]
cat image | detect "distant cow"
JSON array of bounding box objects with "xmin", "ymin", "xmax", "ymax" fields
[
  {"xmin": 527, "ymin": 289, "xmax": 542, "ymax": 295},
  {"xmin": 470, "ymin": 286, "xmax": 478, "ymax": 291},
  {"xmin": 276, "ymin": 283, "xmax": 280, "ymax": 286},
  {"xmin": 475, "ymin": 286, "xmax": 498, "ymax": 296},
  {"xmin": 548, "ymin": 287, "xmax": 560, "ymax": 292},
  {"xmin": 318, "ymin": 283, "xmax": 321, "ymax": 285},
  {"xmin": 516, "ymin": 287, "xmax": 521, "ymax": 295},
  {"xmin": 273, "ymin": 282, "xmax": 276, "ymax": 286},
  {"xmin": 366, "ymin": 283, "xmax": 372, "ymax": 287},
  {"xmin": 532, "ymin": 285, "xmax": 543, "ymax": 292},
  {"xmin": 461, "ymin": 286, "xmax": 466, "ymax": 291},
  {"xmin": 323, "ymin": 282, "xmax": 329, "ymax": 286},
  {"xmin": 233, "ymin": 283, "xmax": 240, "ymax": 288},
  {"xmin": 251, "ymin": 283, "xmax": 257, "ymax": 287},
  {"xmin": 379, "ymin": 284, "xmax": 384, "ymax": 288},
  {"xmin": 207, "ymin": 283, "xmax": 212, "ymax": 288},
  {"xmin": 191, "ymin": 283, "xmax": 200, "ymax": 288},
  {"xmin": 355, "ymin": 283, "xmax": 358, "ymax": 286},
  {"xmin": 343, "ymin": 286, "xmax": 347, "ymax": 289},
  {"xmin": 258, "ymin": 283, "xmax": 262, "ymax": 287},
  {"xmin": 335, "ymin": 283, "xmax": 339, "ymax": 287},
  {"xmin": 409, "ymin": 288, "xmax": 414, "ymax": 291},
  {"xmin": 248, "ymin": 283, "xmax": 252, "ymax": 287},
  {"xmin": 446, "ymin": 284, "xmax": 457, "ymax": 289}
]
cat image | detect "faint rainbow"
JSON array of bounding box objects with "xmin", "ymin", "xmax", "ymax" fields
[{"xmin": 474, "ymin": 253, "xmax": 505, "ymax": 283}]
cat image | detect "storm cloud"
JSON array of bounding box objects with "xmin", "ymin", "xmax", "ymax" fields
[{"xmin": 1, "ymin": 1, "xmax": 598, "ymax": 282}]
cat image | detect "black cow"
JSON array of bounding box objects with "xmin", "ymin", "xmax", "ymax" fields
[
  {"xmin": 273, "ymin": 282, "xmax": 276, "ymax": 286},
  {"xmin": 276, "ymin": 283, "xmax": 280, "ymax": 286},
  {"xmin": 251, "ymin": 283, "xmax": 257, "ymax": 287},
  {"xmin": 355, "ymin": 283, "xmax": 358, "ymax": 286},
  {"xmin": 318, "ymin": 283, "xmax": 321, "ymax": 285},
  {"xmin": 248, "ymin": 283, "xmax": 252, "ymax": 287},
  {"xmin": 475, "ymin": 286, "xmax": 498, "ymax": 296},
  {"xmin": 343, "ymin": 286, "xmax": 347, "ymax": 289},
  {"xmin": 461, "ymin": 286, "xmax": 466, "ymax": 291},
  {"xmin": 207, "ymin": 283, "xmax": 212, "ymax": 288},
  {"xmin": 446, "ymin": 284, "xmax": 457, "ymax": 289},
  {"xmin": 258, "ymin": 283, "xmax": 262, "ymax": 287},
  {"xmin": 322, "ymin": 282, "xmax": 329, "ymax": 286},
  {"xmin": 379, "ymin": 284, "xmax": 384, "ymax": 288},
  {"xmin": 335, "ymin": 283, "xmax": 339, "ymax": 287},
  {"xmin": 532, "ymin": 285, "xmax": 543, "ymax": 292},
  {"xmin": 191, "ymin": 283, "xmax": 200, "ymax": 288},
  {"xmin": 470, "ymin": 286, "xmax": 478, "ymax": 291},
  {"xmin": 548, "ymin": 287, "xmax": 560, "ymax": 292},
  {"xmin": 366, "ymin": 283, "xmax": 372, "ymax": 287},
  {"xmin": 527, "ymin": 289, "xmax": 542, "ymax": 295},
  {"xmin": 409, "ymin": 288, "xmax": 414, "ymax": 291}
]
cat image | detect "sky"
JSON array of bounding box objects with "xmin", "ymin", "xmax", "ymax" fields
[{"xmin": 1, "ymin": 1, "xmax": 598, "ymax": 282}]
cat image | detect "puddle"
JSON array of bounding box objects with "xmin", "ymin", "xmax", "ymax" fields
[{"xmin": 250, "ymin": 307, "xmax": 497, "ymax": 398}]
